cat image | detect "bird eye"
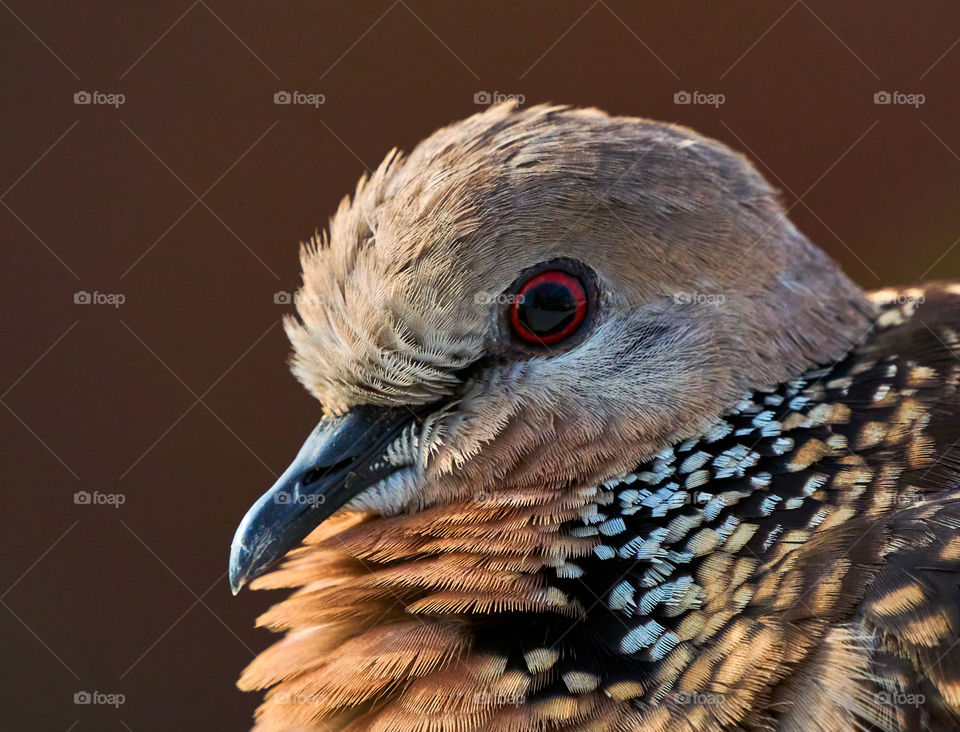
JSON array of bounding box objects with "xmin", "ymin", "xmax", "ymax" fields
[{"xmin": 510, "ymin": 270, "xmax": 588, "ymax": 345}]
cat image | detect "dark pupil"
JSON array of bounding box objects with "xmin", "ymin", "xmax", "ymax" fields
[{"xmin": 518, "ymin": 282, "xmax": 578, "ymax": 336}]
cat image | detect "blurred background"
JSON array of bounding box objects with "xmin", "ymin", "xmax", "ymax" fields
[{"xmin": 1, "ymin": 1, "xmax": 958, "ymax": 729}]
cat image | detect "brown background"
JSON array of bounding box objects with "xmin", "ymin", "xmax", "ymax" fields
[{"xmin": 2, "ymin": 1, "xmax": 959, "ymax": 729}]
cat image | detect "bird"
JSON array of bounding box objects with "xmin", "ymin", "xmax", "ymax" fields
[{"xmin": 229, "ymin": 104, "xmax": 960, "ymax": 732}]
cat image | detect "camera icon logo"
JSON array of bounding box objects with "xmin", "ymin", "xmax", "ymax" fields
[
  {"xmin": 74, "ymin": 290, "xmax": 92, "ymax": 304},
  {"xmin": 73, "ymin": 91, "xmax": 92, "ymax": 105},
  {"xmin": 674, "ymin": 91, "xmax": 692, "ymax": 104},
  {"xmin": 74, "ymin": 491, "xmax": 91, "ymax": 505},
  {"xmin": 274, "ymin": 91, "xmax": 292, "ymax": 105},
  {"xmin": 273, "ymin": 290, "xmax": 293, "ymax": 304},
  {"xmin": 74, "ymin": 691, "xmax": 92, "ymax": 704},
  {"xmin": 473, "ymin": 91, "xmax": 492, "ymax": 105},
  {"xmin": 874, "ymin": 91, "xmax": 892, "ymax": 104},
  {"xmin": 274, "ymin": 491, "xmax": 291, "ymax": 505}
]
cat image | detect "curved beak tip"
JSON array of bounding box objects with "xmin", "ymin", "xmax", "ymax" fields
[
  {"xmin": 228, "ymin": 560, "xmax": 245, "ymax": 596},
  {"xmin": 227, "ymin": 406, "xmax": 421, "ymax": 599},
  {"xmin": 228, "ymin": 540, "xmax": 251, "ymax": 595}
]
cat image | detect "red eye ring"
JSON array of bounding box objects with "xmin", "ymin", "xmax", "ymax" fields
[{"xmin": 509, "ymin": 270, "xmax": 588, "ymax": 345}]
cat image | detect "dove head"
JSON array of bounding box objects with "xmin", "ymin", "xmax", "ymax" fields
[{"xmin": 230, "ymin": 104, "xmax": 872, "ymax": 591}]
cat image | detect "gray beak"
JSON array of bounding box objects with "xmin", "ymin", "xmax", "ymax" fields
[{"xmin": 228, "ymin": 406, "xmax": 415, "ymax": 594}]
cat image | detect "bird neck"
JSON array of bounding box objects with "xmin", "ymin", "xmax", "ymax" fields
[{"xmin": 243, "ymin": 295, "xmax": 935, "ymax": 729}]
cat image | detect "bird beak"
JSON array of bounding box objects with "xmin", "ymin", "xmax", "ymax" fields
[{"xmin": 229, "ymin": 405, "xmax": 415, "ymax": 594}]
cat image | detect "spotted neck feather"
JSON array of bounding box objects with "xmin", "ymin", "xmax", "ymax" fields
[{"xmin": 242, "ymin": 289, "xmax": 960, "ymax": 732}]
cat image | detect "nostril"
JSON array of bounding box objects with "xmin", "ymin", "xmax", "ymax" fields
[
  {"xmin": 301, "ymin": 468, "xmax": 323, "ymax": 486},
  {"xmin": 302, "ymin": 459, "xmax": 353, "ymax": 486}
]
